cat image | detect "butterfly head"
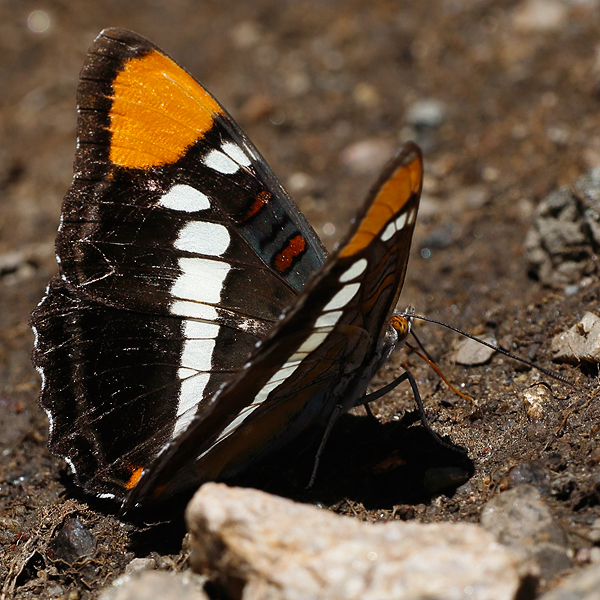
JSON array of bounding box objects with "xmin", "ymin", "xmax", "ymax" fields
[{"xmin": 391, "ymin": 305, "xmax": 416, "ymax": 344}]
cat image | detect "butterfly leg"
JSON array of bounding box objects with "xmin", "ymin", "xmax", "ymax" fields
[
  {"xmin": 306, "ymin": 403, "xmax": 343, "ymax": 490},
  {"xmin": 359, "ymin": 371, "xmax": 456, "ymax": 451},
  {"xmin": 363, "ymin": 401, "xmax": 378, "ymax": 422}
]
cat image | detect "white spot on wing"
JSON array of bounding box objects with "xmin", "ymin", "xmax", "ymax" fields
[
  {"xmin": 380, "ymin": 221, "xmax": 396, "ymax": 242},
  {"xmin": 268, "ymin": 363, "xmax": 300, "ymax": 383},
  {"xmin": 174, "ymin": 221, "xmax": 230, "ymax": 257},
  {"xmin": 178, "ymin": 367, "xmax": 196, "ymax": 378},
  {"xmin": 323, "ymin": 283, "xmax": 360, "ymax": 311},
  {"xmin": 203, "ymin": 150, "xmax": 239, "ymax": 174},
  {"xmin": 170, "ymin": 318, "xmax": 222, "ymax": 439},
  {"xmin": 339, "ymin": 259, "xmax": 368, "ymax": 283},
  {"xmin": 297, "ymin": 331, "xmax": 328, "ymax": 353},
  {"xmin": 314, "ymin": 310, "xmax": 342, "ymax": 328},
  {"xmin": 36, "ymin": 366, "xmax": 46, "ymax": 392},
  {"xmin": 184, "ymin": 320, "xmax": 220, "ymax": 339},
  {"xmin": 395, "ymin": 211, "xmax": 408, "ymax": 231},
  {"xmin": 64, "ymin": 456, "xmax": 77, "ymax": 475},
  {"xmin": 43, "ymin": 406, "xmax": 53, "ymax": 435},
  {"xmin": 177, "ymin": 373, "xmax": 210, "ymax": 416},
  {"xmin": 171, "ymin": 257, "xmax": 231, "ymax": 304},
  {"xmin": 171, "ymin": 300, "xmax": 218, "ymax": 321},
  {"xmin": 159, "ymin": 184, "xmax": 210, "ymax": 212},
  {"xmin": 191, "ymin": 306, "xmax": 346, "ymax": 457},
  {"xmin": 180, "ymin": 338, "xmax": 215, "ymax": 371},
  {"xmin": 287, "ymin": 351, "xmax": 308, "ymax": 363},
  {"xmin": 97, "ymin": 492, "xmax": 117, "ymax": 500},
  {"xmin": 221, "ymin": 141, "xmax": 252, "ymax": 167}
]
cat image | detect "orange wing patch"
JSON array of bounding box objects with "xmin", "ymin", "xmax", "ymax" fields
[
  {"xmin": 109, "ymin": 50, "xmax": 224, "ymax": 169},
  {"xmin": 125, "ymin": 465, "xmax": 145, "ymax": 490},
  {"xmin": 339, "ymin": 147, "xmax": 422, "ymax": 258}
]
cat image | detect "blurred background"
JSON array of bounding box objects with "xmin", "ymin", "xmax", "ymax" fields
[{"xmin": 3, "ymin": 0, "xmax": 599, "ymax": 255}]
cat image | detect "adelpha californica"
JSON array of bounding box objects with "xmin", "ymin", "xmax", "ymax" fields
[{"xmin": 30, "ymin": 29, "xmax": 423, "ymax": 509}]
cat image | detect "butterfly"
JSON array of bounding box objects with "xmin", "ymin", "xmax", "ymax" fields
[{"xmin": 30, "ymin": 28, "xmax": 423, "ymax": 509}]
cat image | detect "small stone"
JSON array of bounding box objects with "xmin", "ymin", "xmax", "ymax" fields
[
  {"xmin": 551, "ymin": 312, "xmax": 600, "ymax": 364},
  {"xmin": 340, "ymin": 139, "xmax": 394, "ymax": 175},
  {"xmin": 405, "ymin": 99, "xmax": 446, "ymax": 128},
  {"xmin": 481, "ymin": 484, "xmax": 571, "ymax": 582},
  {"xmin": 537, "ymin": 562, "xmax": 600, "ymax": 600},
  {"xmin": 230, "ymin": 21, "xmax": 261, "ymax": 49},
  {"xmin": 504, "ymin": 461, "xmax": 552, "ymax": 495},
  {"xmin": 451, "ymin": 185, "xmax": 490, "ymax": 211},
  {"xmin": 513, "ymin": 0, "xmax": 569, "ymax": 32},
  {"xmin": 353, "ymin": 82, "xmax": 380, "ymax": 108},
  {"xmin": 0, "ymin": 251, "xmax": 25, "ymax": 274},
  {"xmin": 124, "ymin": 557, "xmax": 156, "ymax": 576},
  {"xmin": 50, "ymin": 517, "xmax": 95, "ymax": 564},
  {"xmin": 186, "ymin": 482, "xmax": 534, "ymax": 600},
  {"xmin": 454, "ymin": 334, "xmax": 496, "ymax": 366},
  {"xmin": 98, "ymin": 570, "xmax": 208, "ymax": 600},
  {"xmin": 523, "ymin": 384, "xmax": 553, "ymax": 420}
]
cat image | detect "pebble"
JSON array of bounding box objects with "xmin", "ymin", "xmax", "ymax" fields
[
  {"xmin": 50, "ymin": 517, "xmax": 95, "ymax": 564},
  {"xmin": 550, "ymin": 312, "xmax": 600, "ymax": 364},
  {"xmin": 504, "ymin": 461, "xmax": 552, "ymax": 495},
  {"xmin": 98, "ymin": 570, "xmax": 208, "ymax": 600},
  {"xmin": 522, "ymin": 384, "xmax": 553, "ymax": 420},
  {"xmin": 512, "ymin": 0, "xmax": 569, "ymax": 32},
  {"xmin": 524, "ymin": 168, "xmax": 600, "ymax": 286},
  {"xmin": 340, "ymin": 139, "xmax": 394, "ymax": 175},
  {"xmin": 405, "ymin": 99, "xmax": 446, "ymax": 128},
  {"xmin": 454, "ymin": 334, "xmax": 496, "ymax": 366},
  {"xmin": 481, "ymin": 484, "xmax": 571, "ymax": 583},
  {"xmin": 186, "ymin": 482, "xmax": 534, "ymax": 600},
  {"xmin": 538, "ymin": 562, "xmax": 600, "ymax": 600},
  {"xmin": 124, "ymin": 558, "xmax": 157, "ymax": 576}
]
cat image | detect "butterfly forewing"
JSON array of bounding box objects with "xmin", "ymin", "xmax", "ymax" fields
[
  {"xmin": 31, "ymin": 29, "xmax": 328, "ymax": 501},
  {"xmin": 124, "ymin": 143, "xmax": 423, "ymax": 507}
]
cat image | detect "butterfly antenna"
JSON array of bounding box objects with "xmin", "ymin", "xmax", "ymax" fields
[
  {"xmin": 405, "ymin": 339, "xmax": 474, "ymax": 403},
  {"xmin": 399, "ymin": 311, "xmax": 573, "ymax": 387},
  {"xmin": 407, "ymin": 327, "xmax": 436, "ymax": 364}
]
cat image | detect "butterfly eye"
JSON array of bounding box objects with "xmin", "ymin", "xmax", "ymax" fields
[{"xmin": 391, "ymin": 314, "xmax": 412, "ymax": 341}]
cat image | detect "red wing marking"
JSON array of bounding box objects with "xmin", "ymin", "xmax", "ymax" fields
[{"xmin": 274, "ymin": 235, "xmax": 306, "ymax": 272}]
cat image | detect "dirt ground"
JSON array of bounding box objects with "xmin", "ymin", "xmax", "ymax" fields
[{"xmin": 1, "ymin": 0, "xmax": 600, "ymax": 598}]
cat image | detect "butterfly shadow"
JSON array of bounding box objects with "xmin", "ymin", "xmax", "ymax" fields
[
  {"xmin": 58, "ymin": 411, "xmax": 473, "ymax": 557},
  {"xmin": 229, "ymin": 410, "xmax": 475, "ymax": 511}
]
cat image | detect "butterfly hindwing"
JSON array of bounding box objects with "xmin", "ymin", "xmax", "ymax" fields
[
  {"xmin": 123, "ymin": 143, "xmax": 423, "ymax": 507},
  {"xmin": 31, "ymin": 28, "xmax": 328, "ymax": 500}
]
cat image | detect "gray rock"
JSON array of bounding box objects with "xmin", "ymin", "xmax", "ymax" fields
[
  {"xmin": 340, "ymin": 139, "xmax": 394, "ymax": 175},
  {"xmin": 481, "ymin": 484, "xmax": 571, "ymax": 583},
  {"xmin": 551, "ymin": 312, "xmax": 600, "ymax": 364},
  {"xmin": 454, "ymin": 334, "xmax": 496, "ymax": 366},
  {"xmin": 538, "ymin": 562, "xmax": 600, "ymax": 600},
  {"xmin": 524, "ymin": 169, "xmax": 600, "ymax": 286},
  {"xmin": 50, "ymin": 517, "xmax": 95, "ymax": 564},
  {"xmin": 405, "ymin": 99, "xmax": 446, "ymax": 128},
  {"xmin": 98, "ymin": 570, "xmax": 209, "ymax": 600},
  {"xmin": 186, "ymin": 482, "xmax": 534, "ymax": 600}
]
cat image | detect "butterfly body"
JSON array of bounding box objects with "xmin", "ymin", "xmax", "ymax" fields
[{"xmin": 30, "ymin": 29, "xmax": 423, "ymax": 508}]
